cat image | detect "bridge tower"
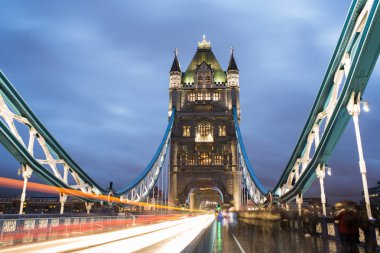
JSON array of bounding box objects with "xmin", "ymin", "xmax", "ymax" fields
[{"xmin": 168, "ymin": 36, "xmax": 242, "ymax": 210}]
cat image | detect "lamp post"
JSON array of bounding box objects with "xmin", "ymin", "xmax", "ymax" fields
[{"xmin": 347, "ymin": 92, "xmax": 373, "ymax": 219}]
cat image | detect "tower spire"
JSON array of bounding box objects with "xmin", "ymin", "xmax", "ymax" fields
[
  {"xmin": 170, "ymin": 49, "xmax": 181, "ymax": 73},
  {"xmin": 227, "ymin": 47, "xmax": 238, "ymax": 71}
]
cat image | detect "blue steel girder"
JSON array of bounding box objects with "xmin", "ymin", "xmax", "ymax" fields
[
  {"xmin": 233, "ymin": 107, "xmax": 269, "ymax": 205},
  {"xmin": 274, "ymin": 0, "xmax": 380, "ymax": 203}
]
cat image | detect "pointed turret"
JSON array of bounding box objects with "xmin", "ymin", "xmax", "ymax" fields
[
  {"xmin": 227, "ymin": 47, "xmax": 239, "ymax": 87},
  {"xmin": 170, "ymin": 51, "xmax": 181, "ymax": 73},
  {"xmin": 227, "ymin": 50, "xmax": 239, "ymax": 71},
  {"xmin": 169, "ymin": 49, "xmax": 182, "ymax": 88}
]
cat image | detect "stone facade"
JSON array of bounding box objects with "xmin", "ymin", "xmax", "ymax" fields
[{"xmin": 168, "ymin": 37, "xmax": 242, "ymax": 210}]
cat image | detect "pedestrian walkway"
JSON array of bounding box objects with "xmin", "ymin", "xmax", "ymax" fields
[{"xmin": 213, "ymin": 214, "xmax": 366, "ymax": 253}]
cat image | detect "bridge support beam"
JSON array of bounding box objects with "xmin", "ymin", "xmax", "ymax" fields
[
  {"xmin": 316, "ymin": 164, "xmax": 327, "ymax": 216},
  {"xmin": 347, "ymin": 93, "xmax": 373, "ymax": 219},
  {"xmin": 85, "ymin": 202, "xmax": 94, "ymax": 214},
  {"xmin": 60, "ymin": 193, "xmax": 67, "ymax": 214},
  {"xmin": 18, "ymin": 165, "xmax": 32, "ymax": 214},
  {"xmin": 296, "ymin": 194, "xmax": 302, "ymax": 217}
]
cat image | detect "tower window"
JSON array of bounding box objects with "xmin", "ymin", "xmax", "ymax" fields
[
  {"xmin": 197, "ymin": 93, "xmax": 204, "ymax": 101},
  {"xmin": 183, "ymin": 126, "xmax": 191, "ymax": 137},
  {"xmin": 188, "ymin": 93, "xmax": 196, "ymax": 102},
  {"xmin": 198, "ymin": 122, "xmax": 212, "ymax": 136},
  {"xmin": 205, "ymin": 74, "xmax": 211, "ymax": 85},
  {"xmin": 199, "ymin": 152, "xmax": 211, "ymax": 165},
  {"xmin": 214, "ymin": 154, "xmax": 222, "ymax": 165},
  {"xmin": 205, "ymin": 92, "xmax": 211, "ymax": 101},
  {"xmin": 218, "ymin": 126, "xmax": 226, "ymax": 136},
  {"xmin": 213, "ymin": 92, "xmax": 220, "ymax": 101},
  {"xmin": 186, "ymin": 153, "xmax": 195, "ymax": 165},
  {"xmin": 195, "ymin": 122, "xmax": 213, "ymax": 142}
]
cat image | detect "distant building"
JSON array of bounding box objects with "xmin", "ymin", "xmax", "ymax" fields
[
  {"xmin": 365, "ymin": 181, "xmax": 380, "ymax": 217},
  {"xmin": 0, "ymin": 197, "xmax": 116, "ymax": 214},
  {"xmin": 286, "ymin": 197, "xmax": 329, "ymax": 215}
]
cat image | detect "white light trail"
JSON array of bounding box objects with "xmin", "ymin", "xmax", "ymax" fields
[{"xmin": 0, "ymin": 215, "xmax": 215, "ymax": 253}]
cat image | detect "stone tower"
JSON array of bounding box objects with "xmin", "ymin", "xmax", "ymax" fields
[{"xmin": 168, "ymin": 36, "xmax": 241, "ymax": 210}]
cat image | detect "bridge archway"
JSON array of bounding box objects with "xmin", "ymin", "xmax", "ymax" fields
[{"xmin": 181, "ymin": 181, "xmax": 229, "ymax": 210}]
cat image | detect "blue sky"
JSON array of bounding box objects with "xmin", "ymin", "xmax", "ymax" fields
[{"xmin": 0, "ymin": 1, "xmax": 379, "ymax": 204}]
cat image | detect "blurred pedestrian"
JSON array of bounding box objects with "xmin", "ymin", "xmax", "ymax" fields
[{"xmin": 335, "ymin": 207, "xmax": 359, "ymax": 253}]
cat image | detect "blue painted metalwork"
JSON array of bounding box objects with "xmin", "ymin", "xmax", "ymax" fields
[
  {"xmin": 275, "ymin": 0, "xmax": 380, "ymax": 202},
  {"xmin": 233, "ymin": 107, "xmax": 268, "ymax": 196},
  {"xmin": 115, "ymin": 108, "xmax": 175, "ymax": 196},
  {"xmin": 0, "ymin": 70, "xmax": 175, "ymax": 203}
]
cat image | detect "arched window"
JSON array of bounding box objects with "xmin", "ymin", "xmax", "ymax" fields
[{"xmin": 198, "ymin": 122, "xmax": 212, "ymax": 136}]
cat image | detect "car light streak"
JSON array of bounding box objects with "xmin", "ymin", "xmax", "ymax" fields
[
  {"xmin": 0, "ymin": 177, "xmax": 207, "ymax": 213},
  {"xmin": 0, "ymin": 215, "xmax": 215, "ymax": 253}
]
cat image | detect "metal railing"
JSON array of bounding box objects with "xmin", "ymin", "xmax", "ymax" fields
[{"xmin": 0, "ymin": 214, "xmax": 183, "ymax": 247}]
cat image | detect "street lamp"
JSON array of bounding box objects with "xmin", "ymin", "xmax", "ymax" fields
[
  {"xmin": 361, "ymin": 100, "xmax": 370, "ymax": 112},
  {"xmin": 326, "ymin": 166, "xmax": 332, "ymax": 176}
]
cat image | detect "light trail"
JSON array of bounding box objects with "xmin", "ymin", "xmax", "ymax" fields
[
  {"xmin": 0, "ymin": 215, "xmax": 215, "ymax": 253},
  {"xmin": 0, "ymin": 177, "xmax": 207, "ymax": 213}
]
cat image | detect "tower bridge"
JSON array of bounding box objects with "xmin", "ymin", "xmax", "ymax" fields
[
  {"xmin": 168, "ymin": 36, "xmax": 242, "ymax": 210},
  {"xmin": 0, "ymin": 0, "xmax": 379, "ymax": 251}
]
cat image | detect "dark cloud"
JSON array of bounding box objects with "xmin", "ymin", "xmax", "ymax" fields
[{"xmin": 0, "ymin": 0, "xmax": 379, "ymax": 206}]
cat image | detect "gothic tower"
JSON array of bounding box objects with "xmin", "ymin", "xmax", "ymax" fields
[{"xmin": 168, "ymin": 36, "xmax": 241, "ymax": 210}]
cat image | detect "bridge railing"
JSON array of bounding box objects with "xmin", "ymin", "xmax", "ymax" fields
[
  {"xmin": 0, "ymin": 213, "xmax": 184, "ymax": 247},
  {"xmin": 280, "ymin": 214, "xmax": 380, "ymax": 251}
]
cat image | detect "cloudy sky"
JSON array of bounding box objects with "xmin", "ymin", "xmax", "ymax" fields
[{"xmin": 0, "ymin": 0, "xmax": 379, "ymax": 204}]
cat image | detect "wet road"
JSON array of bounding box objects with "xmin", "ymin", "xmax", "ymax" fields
[{"xmin": 212, "ymin": 214, "xmax": 365, "ymax": 253}]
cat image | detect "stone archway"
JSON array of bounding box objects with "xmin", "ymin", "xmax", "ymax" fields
[{"xmin": 181, "ymin": 180, "xmax": 231, "ymax": 209}]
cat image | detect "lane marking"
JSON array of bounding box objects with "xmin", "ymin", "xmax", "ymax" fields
[{"xmin": 231, "ymin": 231, "xmax": 246, "ymax": 253}]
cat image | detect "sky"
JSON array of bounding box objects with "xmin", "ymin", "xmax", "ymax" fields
[{"xmin": 0, "ymin": 0, "xmax": 379, "ymax": 205}]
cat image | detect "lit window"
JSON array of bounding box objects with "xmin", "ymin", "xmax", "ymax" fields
[
  {"xmin": 195, "ymin": 122, "xmax": 213, "ymax": 142},
  {"xmin": 205, "ymin": 75, "xmax": 211, "ymax": 85},
  {"xmin": 199, "ymin": 152, "xmax": 211, "ymax": 165},
  {"xmin": 205, "ymin": 93, "xmax": 211, "ymax": 101},
  {"xmin": 188, "ymin": 93, "xmax": 196, "ymax": 102},
  {"xmin": 186, "ymin": 154, "xmax": 195, "ymax": 165},
  {"xmin": 198, "ymin": 122, "xmax": 212, "ymax": 136},
  {"xmin": 213, "ymin": 92, "xmax": 220, "ymax": 101},
  {"xmin": 218, "ymin": 126, "xmax": 226, "ymax": 136},
  {"xmin": 197, "ymin": 93, "xmax": 204, "ymax": 101},
  {"xmin": 183, "ymin": 126, "xmax": 191, "ymax": 137},
  {"xmin": 214, "ymin": 154, "xmax": 222, "ymax": 165},
  {"xmin": 197, "ymin": 73, "xmax": 204, "ymax": 85}
]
